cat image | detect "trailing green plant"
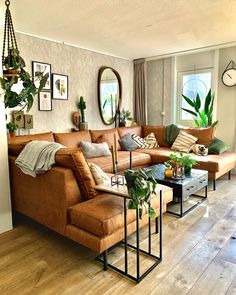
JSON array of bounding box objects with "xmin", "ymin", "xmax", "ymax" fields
[
  {"xmin": 6, "ymin": 121, "xmax": 18, "ymax": 132},
  {"xmin": 119, "ymin": 108, "xmax": 133, "ymax": 124},
  {"xmin": 182, "ymin": 89, "xmax": 218, "ymax": 127},
  {"xmin": 77, "ymin": 96, "xmax": 86, "ymax": 122},
  {"xmin": 124, "ymin": 168, "xmax": 157, "ymax": 219},
  {"xmin": 1, "ymin": 56, "xmax": 48, "ymax": 112}
]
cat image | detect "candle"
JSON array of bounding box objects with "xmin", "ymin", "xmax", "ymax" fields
[
  {"xmin": 111, "ymin": 145, "xmax": 116, "ymax": 174},
  {"xmin": 114, "ymin": 134, "xmax": 118, "ymax": 163}
]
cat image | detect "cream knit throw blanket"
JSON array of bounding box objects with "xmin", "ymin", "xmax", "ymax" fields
[{"xmin": 15, "ymin": 141, "xmax": 64, "ymax": 177}]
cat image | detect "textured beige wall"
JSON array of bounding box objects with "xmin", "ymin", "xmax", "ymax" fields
[
  {"xmin": 217, "ymin": 46, "xmax": 236, "ymax": 151},
  {"xmin": 146, "ymin": 58, "xmax": 173, "ymax": 126},
  {"xmin": 10, "ymin": 33, "xmax": 133, "ymax": 133}
]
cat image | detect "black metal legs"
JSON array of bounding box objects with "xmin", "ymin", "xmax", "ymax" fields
[
  {"xmin": 213, "ymin": 180, "xmax": 216, "ymax": 191},
  {"xmin": 97, "ymin": 190, "xmax": 163, "ymax": 283},
  {"xmin": 103, "ymin": 250, "xmax": 108, "ymax": 270},
  {"xmin": 229, "ymin": 170, "xmax": 231, "ymax": 180}
]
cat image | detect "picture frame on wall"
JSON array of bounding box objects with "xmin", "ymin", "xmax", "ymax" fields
[
  {"xmin": 52, "ymin": 73, "xmax": 68, "ymax": 100},
  {"xmin": 32, "ymin": 61, "xmax": 51, "ymax": 90},
  {"xmin": 38, "ymin": 91, "xmax": 52, "ymax": 111}
]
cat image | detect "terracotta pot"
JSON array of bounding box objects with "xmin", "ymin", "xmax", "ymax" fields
[
  {"xmin": 9, "ymin": 131, "xmax": 16, "ymax": 137},
  {"xmin": 3, "ymin": 69, "xmax": 19, "ymax": 83}
]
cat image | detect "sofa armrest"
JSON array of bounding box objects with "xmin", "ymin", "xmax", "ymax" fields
[{"xmin": 9, "ymin": 156, "xmax": 82, "ymax": 235}]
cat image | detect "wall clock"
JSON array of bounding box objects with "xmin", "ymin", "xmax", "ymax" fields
[{"xmin": 222, "ymin": 60, "xmax": 236, "ymax": 87}]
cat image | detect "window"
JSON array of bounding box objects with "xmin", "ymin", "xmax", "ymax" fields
[{"xmin": 176, "ymin": 69, "xmax": 212, "ymax": 125}]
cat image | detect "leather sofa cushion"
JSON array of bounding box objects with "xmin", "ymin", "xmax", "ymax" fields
[
  {"xmin": 86, "ymin": 151, "xmax": 152, "ymax": 173},
  {"xmin": 68, "ymin": 187, "xmax": 173, "ymax": 237},
  {"xmin": 141, "ymin": 147, "xmax": 236, "ymax": 173},
  {"xmin": 8, "ymin": 131, "xmax": 55, "ymax": 144},
  {"xmin": 118, "ymin": 126, "xmax": 142, "ymax": 138},
  {"xmin": 142, "ymin": 125, "xmax": 167, "ymax": 147},
  {"xmin": 8, "ymin": 141, "xmax": 31, "ymax": 156},
  {"xmin": 90, "ymin": 128, "xmax": 121, "ymax": 150},
  {"xmin": 55, "ymin": 148, "xmax": 97, "ymax": 199},
  {"xmin": 54, "ymin": 131, "xmax": 92, "ymax": 148},
  {"xmin": 182, "ymin": 127, "xmax": 215, "ymax": 146}
]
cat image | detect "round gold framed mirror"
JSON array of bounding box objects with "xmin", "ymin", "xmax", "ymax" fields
[{"xmin": 98, "ymin": 67, "xmax": 122, "ymax": 125}]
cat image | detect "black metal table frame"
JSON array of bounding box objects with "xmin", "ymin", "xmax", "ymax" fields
[
  {"xmin": 97, "ymin": 190, "xmax": 163, "ymax": 284},
  {"xmin": 167, "ymin": 185, "xmax": 208, "ymax": 218}
]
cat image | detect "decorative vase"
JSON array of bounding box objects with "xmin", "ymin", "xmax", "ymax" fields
[
  {"xmin": 119, "ymin": 122, "xmax": 126, "ymax": 127},
  {"xmin": 79, "ymin": 122, "xmax": 88, "ymax": 131},
  {"xmin": 172, "ymin": 163, "xmax": 185, "ymax": 179}
]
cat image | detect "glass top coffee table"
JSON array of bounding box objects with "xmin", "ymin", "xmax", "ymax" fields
[{"xmin": 144, "ymin": 164, "xmax": 208, "ymax": 217}]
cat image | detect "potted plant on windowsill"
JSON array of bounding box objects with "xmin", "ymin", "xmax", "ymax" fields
[
  {"xmin": 119, "ymin": 108, "xmax": 133, "ymax": 127},
  {"xmin": 124, "ymin": 168, "xmax": 157, "ymax": 219},
  {"xmin": 6, "ymin": 121, "xmax": 18, "ymax": 137}
]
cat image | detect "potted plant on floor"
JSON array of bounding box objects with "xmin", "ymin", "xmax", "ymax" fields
[
  {"xmin": 124, "ymin": 168, "xmax": 157, "ymax": 219},
  {"xmin": 119, "ymin": 108, "xmax": 133, "ymax": 127},
  {"xmin": 77, "ymin": 96, "xmax": 88, "ymax": 130},
  {"xmin": 6, "ymin": 121, "xmax": 18, "ymax": 137}
]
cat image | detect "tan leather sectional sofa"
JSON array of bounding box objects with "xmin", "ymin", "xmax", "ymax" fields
[{"xmin": 8, "ymin": 125, "xmax": 236, "ymax": 254}]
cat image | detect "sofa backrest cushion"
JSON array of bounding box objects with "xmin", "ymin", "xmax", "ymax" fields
[
  {"xmin": 118, "ymin": 126, "xmax": 142, "ymax": 138},
  {"xmin": 55, "ymin": 148, "xmax": 98, "ymax": 199},
  {"xmin": 54, "ymin": 131, "xmax": 92, "ymax": 148},
  {"xmin": 8, "ymin": 141, "xmax": 31, "ymax": 156},
  {"xmin": 90, "ymin": 128, "xmax": 121, "ymax": 150},
  {"xmin": 142, "ymin": 125, "xmax": 167, "ymax": 147},
  {"xmin": 182, "ymin": 127, "xmax": 215, "ymax": 146},
  {"xmin": 8, "ymin": 132, "xmax": 55, "ymax": 144}
]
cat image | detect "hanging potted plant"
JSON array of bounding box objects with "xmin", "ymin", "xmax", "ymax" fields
[
  {"xmin": 1, "ymin": 0, "xmax": 48, "ymax": 112},
  {"xmin": 119, "ymin": 108, "xmax": 133, "ymax": 127},
  {"xmin": 124, "ymin": 168, "xmax": 157, "ymax": 219},
  {"xmin": 77, "ymin": 96, "xmax": 88, "ymax": 130},
  {"xmin": 6, "ymin": 121, "xmax": 18, "ymax": 137}
]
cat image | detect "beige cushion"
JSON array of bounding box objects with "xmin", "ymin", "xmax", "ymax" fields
[
  {"xmin": 132, "ymin": 134, "xmax": 149, "ymax": 148},
  {"xmin": 89, "ymin": 163, "xmax": 110, "ymax": 184},
  {"xmin": 144, "ymin": 132, "xmax": 159, "ymax": 148},
  {"xmin": 171, "ymin": 131, "xmax": 198, "ymax": 153},
  {"xmin": 80, "ymin": 141, "xmax": 111, "ymax": 158}
]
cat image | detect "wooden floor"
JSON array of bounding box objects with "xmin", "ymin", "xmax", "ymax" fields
[{"xmin": 0, "ymin": 176, "xmax": 236, "ymax": 295}]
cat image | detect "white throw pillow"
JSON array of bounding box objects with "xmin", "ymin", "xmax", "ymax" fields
[
  {"xmin": 88, "ymin": 163, "xmax": 110, "ymax": 185},
  {"xmin": 131, "ymin": 134, "xmax": 150, "ymax": 149},
  {"xmin": 171, "ymin": 131, "xmax": 198, "ymax": 153},
  {"xmin": 80, "ymin": 141, "xmax": 111, "ymax": 158},
  {"xmin": 144, "ymin": 132, "xmax": 159, "ymax": 148}
]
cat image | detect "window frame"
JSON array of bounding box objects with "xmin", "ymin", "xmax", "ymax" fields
[{"xmin": 176, "ymin": 68, "xmax": 213, "ymax": 126}]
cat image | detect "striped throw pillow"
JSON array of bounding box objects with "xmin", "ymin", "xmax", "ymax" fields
[
  {"xmin": 88, "ymin": 163, "xmax": 110, "ymax": 185},
  {"xmin": 144, "ymin": 132, "xmax": 159, "ymax": 148},
  {"xmin": 171, "ymin": 131, "xmax": 198, "ymax": 153},
  {"xmin": 131, "ymin": 134, "xmax": 150, "ymax": 149}
]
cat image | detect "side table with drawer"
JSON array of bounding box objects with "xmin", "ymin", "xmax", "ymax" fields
[{"xmin": 144, "ymin": 165, "xmax": 208, "ymax": 217}]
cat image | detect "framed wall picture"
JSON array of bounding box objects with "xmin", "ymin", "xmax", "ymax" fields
[
  {"xmin": 13, "ymin": 110, "xmax": 24, "ymax": 128},
  {"xmin": 24, "ymin": 115, "xmax": 33, "ymax": 129},
  {"xmin": 32, "ymin": 61, "xmax": 51, "ymax": 90},
  {"xmin": 38, "ymin": 91, "xmax": 52, "ymax": 111},
  {"xmin": 52, "ymin": 73, "xmax": 68, "ymax": 100}
]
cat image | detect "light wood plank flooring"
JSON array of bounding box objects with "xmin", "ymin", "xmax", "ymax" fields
[{"xmin": 0, "ymin": 176, "xmax": 236, "ymax": 295}]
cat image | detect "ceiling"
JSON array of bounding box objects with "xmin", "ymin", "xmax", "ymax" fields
[{"xmin": 0, "ymin": 0, "xmax": 236, "ymax": 60}]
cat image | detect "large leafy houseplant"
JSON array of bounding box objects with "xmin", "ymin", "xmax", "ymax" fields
[
  {"xmin": 124, "ymin": 168, "xmax": 157, "ymax": 219},
  {"xmin": 182, "ymin": 89, "xmax": 218, "ymax": 127},
  {"xmin": 1, "ymin": 49, "xmax": 48, "ymax": 112}
]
